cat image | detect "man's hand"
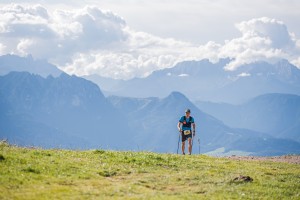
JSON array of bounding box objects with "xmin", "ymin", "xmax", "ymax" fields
[{"xmin": 178, "ymin": 129, "xmax": 182, "ymax": 132}]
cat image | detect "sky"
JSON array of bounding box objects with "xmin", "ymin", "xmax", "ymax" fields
[{"xmin": 0, "ymin": 0, "xmax": 299, "ymax": 79}]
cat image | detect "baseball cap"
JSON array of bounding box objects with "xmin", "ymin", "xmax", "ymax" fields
[{"xmin": 185, "ymin": 109, "xmax": 191, "ymax": 113}]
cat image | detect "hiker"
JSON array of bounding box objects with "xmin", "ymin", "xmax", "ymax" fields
[{"xmin": 177, "ymin": 109, "xmax": 196, "ymax": 155}]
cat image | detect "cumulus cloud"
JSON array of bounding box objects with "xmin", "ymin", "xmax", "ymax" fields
[
  {"xmin": 0, "ymin": 4, "xmax": 128, "ymax": 63},
  {"xmin": 220, "ymin": 17, "xmax": 300, "ymax": 70},
  {"xmin": 0, "ymin": 4, "xmax": 299, "ymax": 79},
  {"xmin": 0, "ymin": 4, "xmax": 52, "ymax": 37}
]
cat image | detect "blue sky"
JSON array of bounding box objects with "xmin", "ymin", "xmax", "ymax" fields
[{"xmin": 0, "ymin": 0, "xmax": 299, "ymax": 79}]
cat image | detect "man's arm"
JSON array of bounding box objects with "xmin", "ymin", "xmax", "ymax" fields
[{"xmin": 177, "ymin": 122, "xmax": 182, "ymax": 132}]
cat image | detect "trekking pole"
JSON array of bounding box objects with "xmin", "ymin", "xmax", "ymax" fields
[
  {"xmin": 197, "ymin": 136, "xmax": 200, "ymax": 154},
  {"xmin": 177, "ymin": 132, "xmax": 181, "ymax": 154},
  {"xmin": 191, "ymin": 134, "xmax": 194, "ymax": 154}
]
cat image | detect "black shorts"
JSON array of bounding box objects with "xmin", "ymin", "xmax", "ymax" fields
[{"xmin": 181, "ymin": 131, "xmax": 192, "ymax": 142}]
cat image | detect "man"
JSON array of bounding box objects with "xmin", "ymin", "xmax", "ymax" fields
[{"xmin": 177, "ymin": 109, "xmax": 196, "ymax": 155}]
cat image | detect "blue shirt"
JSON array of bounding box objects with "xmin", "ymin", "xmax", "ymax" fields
[{"xmin": 179, "ymin": 116, "xmax": 194, "ymax": 131}]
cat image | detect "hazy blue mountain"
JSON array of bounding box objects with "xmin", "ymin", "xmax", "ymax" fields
[
  {"xmin": 1, "ymin": 72, "xmax": 299, "ymax": 155},
  {"xmin": 0, "ymin": 72, "xmax": 131, "ymax": 149},
  {"xmin": 195, "ymin": 93, "xmax": 300, "ymax": 142},
  {"xmin": 108, "ymin": 92, "xmax": 300, "ymax": 156},
  {"xmin": 86, "ymin": 59, "xmax": 300, "ymax": 103},
  {"xmin": 1, "ymin": 53, "xmax": 299, "ymax": 155},
  {"xmin": 82, "ymin": 74, "xmax": 124, "ymax": 96},
  {"xmin": 85, "ymin": 59, "xmax": 229, "ymax": 98},
  {"xmin": 0, "ymin": 54, "xmax": 62, "ymax": 77}
]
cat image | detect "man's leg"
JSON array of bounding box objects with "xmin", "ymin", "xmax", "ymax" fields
[
  {"xmin": 188, "ymin": 137, "xmax": 192, "ymax": 155},
  {"xmin": 181, "ymin": 141, "xmax": 185, "ymax": 155},
  {"xmin": 181, "ymin": 134, "xmax": 186, "ymax": 155}
]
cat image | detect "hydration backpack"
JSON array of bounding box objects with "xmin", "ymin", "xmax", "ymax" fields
[{"xmin": 182, "ymin": 116, "xmax": 193, "ymax": 128}]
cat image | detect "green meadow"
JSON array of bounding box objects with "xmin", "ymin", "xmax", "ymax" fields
[{"xmin": 0, "ymin": 141, "xmax": 299, "ymax": 199}]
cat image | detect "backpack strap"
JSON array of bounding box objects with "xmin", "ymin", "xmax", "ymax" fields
[{"xmin": 184, "ymin": 116, "xmax": 192, "ymax": 123}]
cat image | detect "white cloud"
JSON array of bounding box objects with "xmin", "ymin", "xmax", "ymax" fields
[
  {"xmin": 0, "ymin": 43, "xmax": 5, "ymax": 54},
  {"xmin": 220, "ymin": 17, "xmax": 300, "ymax": 71},
  {"xmin": 0, "ymin": 4, "xmax": 299, "ymax": 79},
  {"xmin": 17, "ymin": 38, "xmax": 35, "ymax": 56},
  {"xmin": 0, "ymin": 4, "xmax": 53, "ymax": 37},
  {"xmin": 238, "ymin": 72, "xmax": 251, "ymax": 77},
  {"xmin": 178, "ymin": 74, "xmax": 189, "ymax": 77}
]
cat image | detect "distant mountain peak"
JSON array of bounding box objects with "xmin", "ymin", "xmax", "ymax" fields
[
  {"xmin": 166, "ymin": 91, "xmax": 188, "ymax": 101},
  {"xmin": 0, "ymin": 54, "xmax": 62, "ymax": 78}
]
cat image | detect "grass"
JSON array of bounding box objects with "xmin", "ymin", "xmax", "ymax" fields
[{"xmin": 0, "ymin": 140, "xmax": 299, "ymax": 199}]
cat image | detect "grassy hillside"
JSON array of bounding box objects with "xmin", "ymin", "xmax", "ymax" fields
[{"xmin": 0, "ymin": 141, "xmax": 299, "ymax": 199}]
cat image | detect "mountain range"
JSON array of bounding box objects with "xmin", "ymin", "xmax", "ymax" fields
[
  {"xmin": 0, "ymin": 71, "xmax": 131, "ymax": 149},
  {"xmin": 85, "ymin": 59, "xmax": 300, "ymax": 104},
  {"xmin": 1, "ymin": 72, "xmax": 299, "ymax": 155},
  {"xmin": 0, "ymin": 54, "xmax": 62, "ymax": 78},
  {"xmin": 195, "ymin": 93, "xmax": 300, "ymax": 142},
  {"xmin": 108, "ymin": 92, "xmax": 300, "ymax": 156},
  {"xmin": 0, "ymin": 54, "xmax": 299, "ymax": 156}
]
